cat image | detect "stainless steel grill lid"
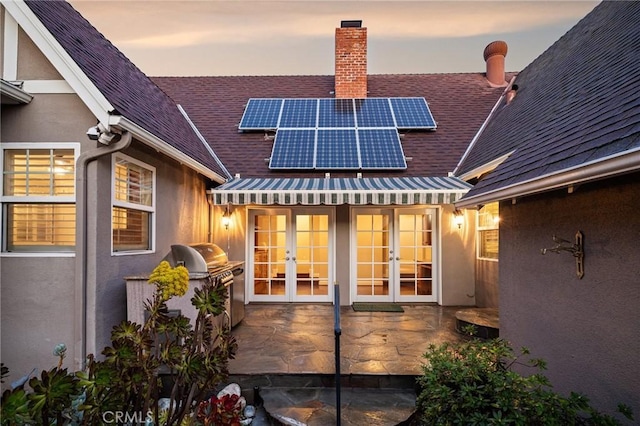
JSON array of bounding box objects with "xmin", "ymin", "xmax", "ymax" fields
[{"xmin": 162, "ymin": 243, "xmax": 228, "ymax": 274}]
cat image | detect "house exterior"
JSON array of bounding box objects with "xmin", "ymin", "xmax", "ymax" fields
[
  {"xmin": 454, "ymin": 1, "xmax": 640, "ymax": 417},
  {"xmin": 1, "ymin": 0, "xmax": 230, "ymax": 379},
  {"xmin": 1, "ymin": 0, "xmax": 512, "ymax": 379},
  {"xmin": 153, "ymin": 26, "xmax": 511, "ymax": 310}
]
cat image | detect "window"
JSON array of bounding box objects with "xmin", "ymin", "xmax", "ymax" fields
[
  {"xmin": 112, "ymin": 154, "xmax": 155, "ymax": 253},
  {"xmin": 477, "ymin": 202, "xmax": 499, "ymax": 260},
  {"xmin": 1, "ymin": 144, "xmax": 77, "ymax": 252}
]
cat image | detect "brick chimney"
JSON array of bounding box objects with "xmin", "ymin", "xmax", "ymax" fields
[
  {"xmin": 483, "ymin": 40, "xmax": 508, "ymax": 87},
  {"xmin": 335, "ymin": 20, "xmax": 367, "ymax": 98}
]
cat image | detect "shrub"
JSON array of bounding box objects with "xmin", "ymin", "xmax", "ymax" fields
[{"xmin": 416, "ymin": 336, "xmax": 633, "ymax": 425}]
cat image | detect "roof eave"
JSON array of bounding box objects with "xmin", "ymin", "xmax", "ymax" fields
[
  {"xmin": 109, "ymin": 116, "xmax": 227, "ymax": 183},
  {"xmin": 456, "ymin": 151, "xmax": 514, "ymax": 182},
  {"xmin": 455, "ymin": 148, "xmax": 640, "ymax": 208},
  {"xmin": 3, "ymin": 0, "xmax": 114, "ymax": 125},
  {"xmin": 0, "ymin": 79, "xmax": 33, "ymax": 104}
]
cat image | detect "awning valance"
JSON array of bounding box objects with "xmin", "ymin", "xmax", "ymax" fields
[{"xmin": 211, "ymin": 176, "xmax": 472, "ymax": 206}]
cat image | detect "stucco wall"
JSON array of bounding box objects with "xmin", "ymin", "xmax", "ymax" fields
[
  {"xmin": 17, "ymin": 26, "xmax": 62, "ymax": 79},
  {"xmin": 1, "ymin": 39, "xmax": 213, "ymax": 378},
  {"xmin": 440, "ymin": 205, "xmax": 476, "ymax": 306},
  {"xmin": 2, "ymin": 92, "xmax": 94, "ymax": 381},
  {"xmin": 499, "ymin": 173, "xmax": 640, "ymax": 418},
  {"xmin": 475, "ymin": 259, "xmax": 498, "ymax": 307},
  {"xmin": 86, "ymin": 143, "xmax": 211, "ymax": 357}
]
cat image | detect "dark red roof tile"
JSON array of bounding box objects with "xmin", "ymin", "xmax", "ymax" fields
[{"xmin": 153, "ymin": 73, "xmax": 506, "ymax": 179}]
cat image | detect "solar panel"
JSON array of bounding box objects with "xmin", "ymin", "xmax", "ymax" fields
[
  {"xmin": 318, "ymin": 99, "xmax": 356, "ymax": 128},
  {"xmin": 269, "ymin": 130, "xmax": 316, "ymax": 169},
  {"xmin": 354, "ymin": 98, "xmax": 395, "ymax": 128},
  {"xmin": 279, "ymin": 99, "xmax": 318, "ymax": 128},
  {"xmin": 390, "ymin": 97, "xmax": 436, "ymax": 129},
  {"xmin": 316, "ymin": 129, "xmax": 360, "ymax": 169},
  {"xmin": 238, "ymin": 99, "xmax": 283, "ymax": 130},
  {"xmin": 358, "ymin": 129, "xmax": 407, "ymax": 169}
]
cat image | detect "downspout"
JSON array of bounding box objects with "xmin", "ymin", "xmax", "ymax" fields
[{"xmin": 74, "ymin": 129, "xmax": 132, "ymax": 369}]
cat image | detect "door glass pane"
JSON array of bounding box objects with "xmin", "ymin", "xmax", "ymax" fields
[
  {"xmin": 253, "ymin": 214, "xmax": 286, "ymax": 296},
  {"xmin": 356, "ymin": 214, "xmax": 390, "ymax": 297},
  {"xmin": 399, "ymin": 213, "xmax": 433, "ymax": 297},
  {"xmin": 295, "ymin": 214, "xmax": 329, "ymax": 297}
]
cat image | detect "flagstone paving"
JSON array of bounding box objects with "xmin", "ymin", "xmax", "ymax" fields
[
  {"xmin": 228, "ymin": 304, "xmax": 473, "ymax": 425},
  {"xmin": 229, "ymin": 303, "xmax": 464, "ymax": 376}
]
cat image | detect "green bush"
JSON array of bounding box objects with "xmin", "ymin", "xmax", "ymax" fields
[{"xmin": 416, "ymin": 336, "xmax": 633, "ymax": 425}]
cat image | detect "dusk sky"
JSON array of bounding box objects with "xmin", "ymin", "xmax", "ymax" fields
[{"xmin": 69, "ymin": 1, "xmax": 599, "ymax": 77}]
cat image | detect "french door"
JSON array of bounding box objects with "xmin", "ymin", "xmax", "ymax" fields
[
  {"xmin": 353, "ymin": 208, "xmax": 436, "ymax": 303},
  {"xmin": 249, "ymin": 208, "xmax": 333, "ymax": 302}
]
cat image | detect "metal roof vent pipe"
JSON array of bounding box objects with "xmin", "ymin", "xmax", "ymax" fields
[{"xmin": 483, "ymin": 40, "xmax": 509, "ymax": 87}]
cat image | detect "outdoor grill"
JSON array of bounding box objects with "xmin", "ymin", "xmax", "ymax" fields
[{"xmin": 161, "ymin": 243, "xmax": 245, "ymax": 327}]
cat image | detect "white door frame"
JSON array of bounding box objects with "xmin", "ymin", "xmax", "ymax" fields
[
  {"xmin": 247, "ymin": 207, "xmax": 334, "ymax": 303},
  {"xmin": 350, "ymin": 206, "xmax": 439, "ymax": 303}
]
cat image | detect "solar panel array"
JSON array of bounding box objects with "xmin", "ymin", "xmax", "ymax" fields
[
  {"xmin": 238, "ymin": 97, "xmax": 435, "ymax": 170},
  {"xmin": 239, "ymin": 97, "xmax": 436, "ymax": 130}
]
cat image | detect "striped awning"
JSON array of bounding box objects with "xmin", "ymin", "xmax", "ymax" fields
[{"xmin": 211, "ymin": 176, "xmax": 472, "ymax": 206}]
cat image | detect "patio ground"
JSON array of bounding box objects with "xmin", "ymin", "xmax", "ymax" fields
[
  {"xmin": 229, "ymin": 303, "xmax": 465, "ymax": 376},
  {"xmin": 226, "ymin": 303, "xmax": 472, "ymax": 425}
]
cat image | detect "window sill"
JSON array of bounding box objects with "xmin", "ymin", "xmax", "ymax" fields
[
  {"xmin": 1, "ymin": 252, "xmax": 75, "ymax": 258},
  {"xmin": 111, "ymin": 250, "xmax": 155, "ymax": 257}
]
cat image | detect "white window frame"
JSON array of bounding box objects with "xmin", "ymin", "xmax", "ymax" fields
[
  {"xmin": 476, "ymin": 202, "xmax": 499, "ymax": 261},
  {"xmin": 0, "ymin": 142, "xmax": 79, "ymax": 257},
  {"xmin": 111, "ymin": 153, "xmax": 156, "ymax": 255}
]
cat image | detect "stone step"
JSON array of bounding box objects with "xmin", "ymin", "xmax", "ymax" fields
[
  {"xmin": 229, "ymin": 374, "xmax": 418, "ymax": 426},
  {"xmin": 455, "ymin": 308, "xmax": 499, "ymax": 339},
  {"xmin": 261, "ymin": 387, "xmax": 416, "ymax": 426}
]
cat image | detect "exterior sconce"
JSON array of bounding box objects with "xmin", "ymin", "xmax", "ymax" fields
[
  {"xmin": 221, "ymin": 205, "xmax": 232, "ymax": 230},
  {"xmin": 453, "ymin": 209, "xmax": 464, "ymax": 229}
]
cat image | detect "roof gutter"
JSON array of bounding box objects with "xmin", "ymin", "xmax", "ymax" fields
[
  {"xmin": 109, "ymin": 115, "xmax": 226, "ymax": 183},
  {"xmin": 0, "ymin": 79, "xmax": 33, "ymax": 104},
  {"xmin": 455, "ymin": 148, "xmax": 640, "ymax": 208}
]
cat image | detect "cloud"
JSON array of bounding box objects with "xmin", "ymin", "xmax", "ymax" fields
[{"xmin": 73, "ymin": 1, "xmax": 598, "ymax": 48}]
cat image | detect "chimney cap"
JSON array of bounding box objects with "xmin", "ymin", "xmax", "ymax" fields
[
  {"xmin": 483, "ymin": 40, "xmax": 508, "ymax": 61},
  {"xmin": 341, "ymin": 20, "xmax": 362, "ymax": 28}
]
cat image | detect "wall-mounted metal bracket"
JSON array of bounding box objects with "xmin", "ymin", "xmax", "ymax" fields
[{"xmin": 540, "ymin": 231, "xmax": 584, "ymax": 279}]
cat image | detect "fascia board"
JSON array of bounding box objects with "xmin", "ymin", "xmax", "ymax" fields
[
  {"xmin": 2, "ymin": 0, "xmax": 113, "ymax": 126},
  {"xmin": 455, "ymin": 148, "xmax": 640, "ymax": 208},
  {"xmin": 456, "ymin": 151, "xmax": 514, "ymax": 182},
  {"xmin": 109, "ymin": 115, "xmax": 227, "ymax": 184}
]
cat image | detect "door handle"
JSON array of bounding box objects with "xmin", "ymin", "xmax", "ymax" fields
[
  {"xmin": 292, "ymin": 257, "xmax": 296, "ymax": 261},
  {"xmin": 285, "ymin": 257, "xmax": 290, "ymax": 261}
]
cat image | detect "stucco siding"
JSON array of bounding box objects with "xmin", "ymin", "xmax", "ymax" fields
[
  {"xmin": 499, "ymin": 173, "xmax": 640, "ymax": 418},
  {"xmin": 441, "ymin": 205, "xmax": 476, "ymax": 306},
  {"xmin": 17, "ymin": 25, "xmax": 62, "ymax": 80},
  {"xmin": 2, "ymin": 94, "xmax": 94, "ymax": 141},
  {"xmin": 86, "ymin": 143, "xmax": 212, "ymax": 356},
  {"xmin": 475, "ymin": 259, "xmax": 498, "ymax": 308},
  {"xmin": 1, "ymin": 257, "xmax": 75, "ymax": 385}
]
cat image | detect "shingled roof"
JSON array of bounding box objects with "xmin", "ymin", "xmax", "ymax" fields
[
  {"xmin": 23, "ymin": 0, "xmax": 229, "ymax": 180},
  {"xmin": 456, "ymin": 1, "xmax": 640, "ymax": 206},
  {"xmin": 153, "ymin": 73, "xmax": 508, "ymax": 179}
]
